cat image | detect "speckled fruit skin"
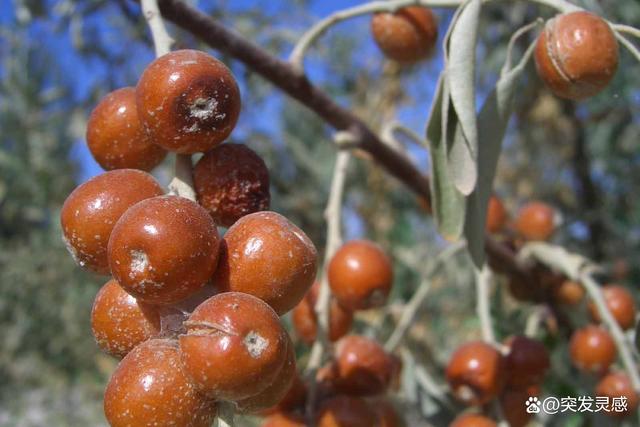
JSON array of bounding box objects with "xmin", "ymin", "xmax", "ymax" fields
[
  {"xmin": 486, "ymin": 195, "xmax": 507, "ymax": 233},
  {"xmin": 569, "ymin": 325, "xmax": 617, "ymax": 375},
  {"xmin": 515, "ymin": 201, "xmax": 556, "ymax": 241},
  {"xmin": 179, "ymin": 292, "xmax": 289, "ymax": 401},
  {"xmin": 328, "ymin": 240, "xmax": 393, "ymax": 311},
  {"xmin": 553, "ymin": 279, "xmax": 584, "ymax": 306},
  {"xmin": 136, "ymin": 49, "xmax": 241, "ymax": 153},
  {"xmin": 595, "ymin": 372, "xmax": 639, "ymax": 417},
  {"xmin": 108, "ymin": 195, "xmax": 220, "ymax": 305},
  {"xmin": 261, "ymin": 412, "xmax": 306, "ymax": 427},
  {"xmin": 213, "ymin": 211, "xmax": 318, "ymax": 315},
  {"xmin": 104, "ymin": 339, "xmax": 217, "ymax": 427},
  {"xmin": 445, "ymin": 341, "xmax": 506, "ymax": 406},
  {"xmin": 371, "ymin": 6, "xmax": 438, "ymax": 63},
  {"xmin": 60, "ymin": 169, "xmax": 164, "ymax": 274},
  {"xmin": 86, "ymin": 87, "xmax": 167, "ymax": 171},
  {"xmin": 588, "ymin": 285, "xmax": 637, "ymax": 330},
  {"xmin": 193, "ymin": 143, "xmax": 270, "ymax": 228},
  {"xmin": 292, "ymin": 281, "xmax": 353, "ymax": 345},
  {"xmin": 535, "ymin": 12, "xmax": 618, "ymax": 101},
  {"xmin": 504, "ymin": 336, "xmax": 550, "ymax": 388},
  {"xmin": 236, "ymin": 336, "xmax": 296, "ymax": 414},
  {"xmin": 450, "ymin": 414, "xmax": 497, "ymax": 427},
  {"xmin": 91, "ymin": 279, "xmax": 160, "ymax": 358},
  {"xmin": 316, "ymin": 395, "xmax": 378, "ymax": 427},
  {"xmin": 333, "ymin": 335, "xmax": 394, "ymax": 396}
]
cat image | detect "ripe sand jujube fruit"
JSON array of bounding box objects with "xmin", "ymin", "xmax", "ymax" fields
[
  {"xmin": 450, "ymin": 414, "xmax": 498, "ymax": 427},
  {"xmin": 569, "ymin": 325, "xmax": 617, "ymax": 375},
  {"xmin": 553, "ymin": 279, "xmax": 585, "ymax": 306},
  {"xmin": 108, "ymin": 195, "xmax": 220, "ymax": 305},
  {"xmin": 328, "ymin": 240, "xmax": 393, "ymax": 311},
  {"xmin": 535, "ymin": 11, "xmax": 619, "ymax": 100},
  {"xmin": 136, "ymin": 49, "xmax": 241, "ymax": 153},
  {"xmin": 595, "ymin": 372, "xmax": 639, "ymax": 417},
  {"xmin": 104, "ymin": 339, "xmax": 217, "ymax": 427},
  {"xmin": 486, "ymin": 195, "xmax": 507, "ymax": 234},
  {"xmin": 333, "ymin": 335, "xmax": 394, "ymax": 396},
  {"xmin": 179, "ymin": 292, "xmax": 289, "ymax": 401},
  {"xmin": 515, "ymin": 201, "xmax": 556, "ymax": 241},
  {"xmin": 60, "ymin": 169, "xmax": 164, "ymax": 274},
  {"xmin": 316, "ymin": 395, "xmax": 378, "ymax": 427},
  {"xmin": 445, "ymin": 341, "xmax": 506, "ymax": 406},
  {"xmin": 371, "ymin": 6, "xmax": 438, "ymax": 63},
  {"xmin": 91, "ymin": 278, "xmax": 160, "ymax": 358},
  {"xmin": 86, "ymin": 87, "xmax": 167, "ymax": 171},
  {"xmin": 236, "ymin": 336, "xmax": 296, "ymax": 414},
  {"xmin": 504, "ymin": 336, "xmax": 550, "ymax": 388},
  {"xmin": 588, "ymin": 285, "xmax": 637, "ymax": 330},
  {"xmin": 292, "ymin": 281, "xmax": 353, "ymax": 345},
  {"xmin": 213, "ymin": 211, "xmax": 318, "ymax": 315},
  {"xmin": 193, "ymin": 143, "xmax": 270, "ymax": 228}
]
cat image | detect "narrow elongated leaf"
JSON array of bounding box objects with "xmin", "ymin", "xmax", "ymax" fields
[
  {"xmin": 464, "ymin": 54, "xmax": 533, "ymax": 267},
  {"xmin": 426, "ymin": 74, "xmax": 465, "ymax": 241},
  {"xmin": 446, "ymin": 0, "xmax": 482, "ymax": 195}
]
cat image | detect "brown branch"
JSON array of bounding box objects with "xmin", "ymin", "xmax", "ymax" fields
[{"xmin": 156, "ymin": 0, "xmax": 535, "ymax": 283}]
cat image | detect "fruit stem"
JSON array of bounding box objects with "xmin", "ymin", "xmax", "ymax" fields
[
  {"xmin": 141, "ymin": 0, "xmax": 174, "ymax": 56},
  {"xmin": 217, "ymin": 402, "xmax": 235, "ymax": 427},
  {"xmin": 384, "ymin": 240, "xmax": 466, "ymax": 352},
  {"xmin": 475, "ymin": 264, "xmax": 498, "ymax": 346},
  {"xmin": 169, "ymin": 154, "xmax": 197, "ymax": 201},
  {"xmin": 304, "ymin": 148, "xmax": 351, "ymax": 421}
]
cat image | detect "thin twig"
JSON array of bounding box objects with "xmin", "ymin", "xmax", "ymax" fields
[
  {"xmin": 141, "ymin": 0, "xmax": 174, "ymax": 56},
  {"xmin": 613, "ymin": 24, "xmax": 640, "ymax": 40},
  {"xmin": 385, "ymin": 240, "xmax": 467, "ymax": 352},
  {"xmin": 616, "ymin": 32, "xmax": 640, "ymax": 64},
  {"xmin": 501, "ymin": 19, "xmax": 543, "ymax": 76},
  {"xmin": 382, "ymin": 121, "xmax": 428, "ymax": 149},
  {"xmin": 305, "ymin": 148, "xmax": 351, "ymax": 421},
  {"xmin": 307, "ymin": 149, "xmax": 351, "ymax": 370},
  {"xmin": 475, "ymin": 264, "xmax": 497, "ymax": 345}
]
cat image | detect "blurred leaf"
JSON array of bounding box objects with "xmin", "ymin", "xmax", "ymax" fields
[
  {"xmin": 446, "ymin": 0, "xmax": 481, "ymax": 195},
  {"xmin": 426, "ymin": 74, "xmax": 466, "ymax": 241},
  {"xmin": 464, "ymin": 47, "xmax": 532, "ymax": 267}
]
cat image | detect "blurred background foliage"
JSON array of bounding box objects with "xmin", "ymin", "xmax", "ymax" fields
[{"xmin": 1, "ymin": 0, "xmax": 639, "ymax": 425}]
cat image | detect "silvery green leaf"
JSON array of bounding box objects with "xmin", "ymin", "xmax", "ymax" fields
[
  {"xmin": 446, "ymin": 0, "xmax": 482, "ymax": 195},
  {"xmin": 464, "ymin": 49, "xmax": 533, "ymax": 267},
  {"xmin": 426, "ymin": 74, "xmax": 466, "ymax": 241}
]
